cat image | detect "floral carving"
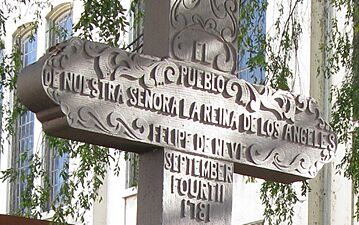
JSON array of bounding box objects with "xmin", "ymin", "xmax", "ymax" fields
[
  {"xmin": 36, "ymin": 37, "xmax": 337, "ymax": 181},
  {"xmin": 77, "ymin": 107, "xmax": 112, "ymax": 133},
  {"xmin": 222, "ymin": 80, "xmax": 321, "ymax": 123},
  {"xmin": 183, "ymin": 0, "xmax": 200, "ymax": 9},
  {"xmin": 46, "ymin": 38, "xmax": 83, "ymax": 70},
  {"xmin": 43, "ymin": 38, "xmax": 181, "ymax": 90},
  {"xmin": 225, "ymin": 78, "xmax": 251, "ymax": 105},
  {"xmin": 169, "ymin": 0, "xmax": 238, "ymax": 74},
  {"xmin": 43, "ymin": 38, "xmax": 327, "ymax": 131},
  {"xmin": 62, "ymin": 106, "xmax": 150, "ymax": 141},
  {"xmin": 108, "ymin": 112, "xmax": 149, "ymax": 140},
  {"xmin": 249, "ymin": 144, "xmax": 321, "ymax": 176}
]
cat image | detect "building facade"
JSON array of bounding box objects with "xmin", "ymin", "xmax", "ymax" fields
[{"xmin": 0, "ymin": 0, "xmax": 356, "ymax": 224}]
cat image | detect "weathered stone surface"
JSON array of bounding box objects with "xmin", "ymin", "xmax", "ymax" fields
[
  {"xmin": 144, "ymin": 0, "xmax": 239, "ymax": 74},
  {"xmin": 17, "ymin": 38, "xmax": 337, "ymax": 183},
  {"xmin": 138, "ymin": 148, "xmax": 233, "ymax": 225},
  {"xmin": 16, "ymin": 1, "xmax": 339, "ymax": 224},
  {"xmin": 14, "ymin": 1, "xmax": 341, "ymax": 225}
]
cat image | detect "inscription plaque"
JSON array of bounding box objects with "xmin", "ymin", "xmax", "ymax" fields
[
  {"xmin": 18, "ymin": 37, "xmax": 337, "ymax": 182},
  {"xmin": 16, "ymin": 0, "xmax": 338, "ymax": 224},
  {"xmin": 138, "ymin": 148, "xmax": 233, "ymax": 225}
]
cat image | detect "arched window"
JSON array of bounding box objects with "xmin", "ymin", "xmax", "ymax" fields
[
  {"xmin": 11, "ymin": 23, "xmax": 37, "ymax": 213},
  {"xmin": 45, "ymin": 3, "xmax": 72, "ymax": 207},
  {"xmin": 46, "ymin": 2, "xmax": 73, "ymax": 48},
  {"xmin": 128, "ymin": 0, "xmax": 144, "ymax": 53},
  {"xmin": 21, "ymin": 35, "xmax": 37, "ymax": 67}
]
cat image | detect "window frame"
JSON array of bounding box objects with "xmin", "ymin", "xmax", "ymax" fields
[
  {"xmin": 45, "ymin": 2, "xmax": 73, "ymax": 49},
  {"xmin": 12, "ymin": 111, "xmax": 35, "ymax": 212},
  {"xmin": 10, "ymin": 24, "xmax": 37, "ymax": 213},
  {"xmin": 125, "ymin": 152, "xmax": 138, "ymax": 189},
  {"xmin": 21, "ymin": 34, "xmax": 37, "ymax": 68},
  {"xmin": 128, "ymin": 0, "xmax": 144, "ymax": 53},
  {"xmin": 45, "ymin": 142, "xmax": 69, "ymax": 209},
  {"xmin": 43, "ymin": 3, "xmax": 73, "ymax": 209},
  {"xmin": 124, "ymin": 1, "xmax": 144, "ymax": 189}
]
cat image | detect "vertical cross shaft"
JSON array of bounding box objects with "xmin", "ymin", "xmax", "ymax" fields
[
  {"xmin": 138, "ymin": 2, "xmax": 239, "ymax": 224},
  {"xmin": 143, "ymin": 0, "xmax": 239, "ymax": 74},
  {"xmin": 137, "ymin": 148, "xmax": 234, "ymax": 225}
]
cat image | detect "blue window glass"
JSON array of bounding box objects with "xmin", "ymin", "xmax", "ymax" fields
[
  {"xmin": 52, "ymin": 13, "xmax": 73, "ymax": 45},
  {"xmin": 126, "ymin": 152, "xmax": 138, "ymax": 188},
  {"xmin": 238, "ymin": 1, "xmax": 266, "ymax": 84},
  {"xmin": 22, "ymin": 35, "xmax": 37, "ymax": 67},
  {"xmin": 12, "ymin": 33, "xmax": 36, "ymax": 212},
  {"xmin": 49, "ymin": 148, "xmax": 68, "ymax": 204},
  {"xmin": 46, "ymin": 12, "xmax": 72, "ymax": 206},
  {"xmin": 14, "ymin": 111, "xmax": 34, "ymax": 211}
]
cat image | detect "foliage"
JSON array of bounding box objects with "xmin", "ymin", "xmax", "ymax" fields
[
  {"xmin": 239, "ymin": 0, "xmax": 359, "ymax": 223},
  {"xmin": 0, "ymin": 0, "xmax": 358, "ymax": 224},
  {"xmin": 73, "ymin": 0, "xmax": 129, "ymax": 46},
  {"xmin": 0, "ymin": 0, "xmax": 126, "ymax": 224},
  {"xmin": 330, "ymin": 0, "xmax": 359, "ymax": 220},
  {"xmin": 238, "ymin": 0, "xmax": 267, "ymax": 84},
  {"xmin": 260, "ymin": 181, "xmax": 309, "ymax": 225},
  {"xmin": 240, "ymin": 1, "xmax": 309, "ymax": 224}
]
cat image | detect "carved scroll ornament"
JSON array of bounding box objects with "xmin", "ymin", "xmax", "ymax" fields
[{"xmin": 18, "ymin": 38, "xmax": 337, "ymax": 183}]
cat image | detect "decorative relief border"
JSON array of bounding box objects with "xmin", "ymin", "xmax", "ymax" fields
[
  {"xmin": 61, "ymin": 104, "xmax": 149, "ymax": 141},
  {"xmin": 248, "ymin": 143, "xmax": 334, "ymax": 177},
  {"xmin": 44, "ymin": 38, "xmax": 323, "ymax": 125},
  {"xmin": 40, "ymin": 38, "xmax": 337, "ymax": 179},
  {"xmin": 169, "ymin": 0, "xmax": 238, "ymax": 73}
]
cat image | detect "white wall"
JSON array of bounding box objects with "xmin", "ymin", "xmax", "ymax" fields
[{"xmin": 0, "ymin": 0, "xmax": 354, "ymax": 225}]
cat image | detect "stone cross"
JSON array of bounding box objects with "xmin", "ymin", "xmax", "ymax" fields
[{"xmin": 17, "ymin": 1, "xmax": 337, "ymax": 224}]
